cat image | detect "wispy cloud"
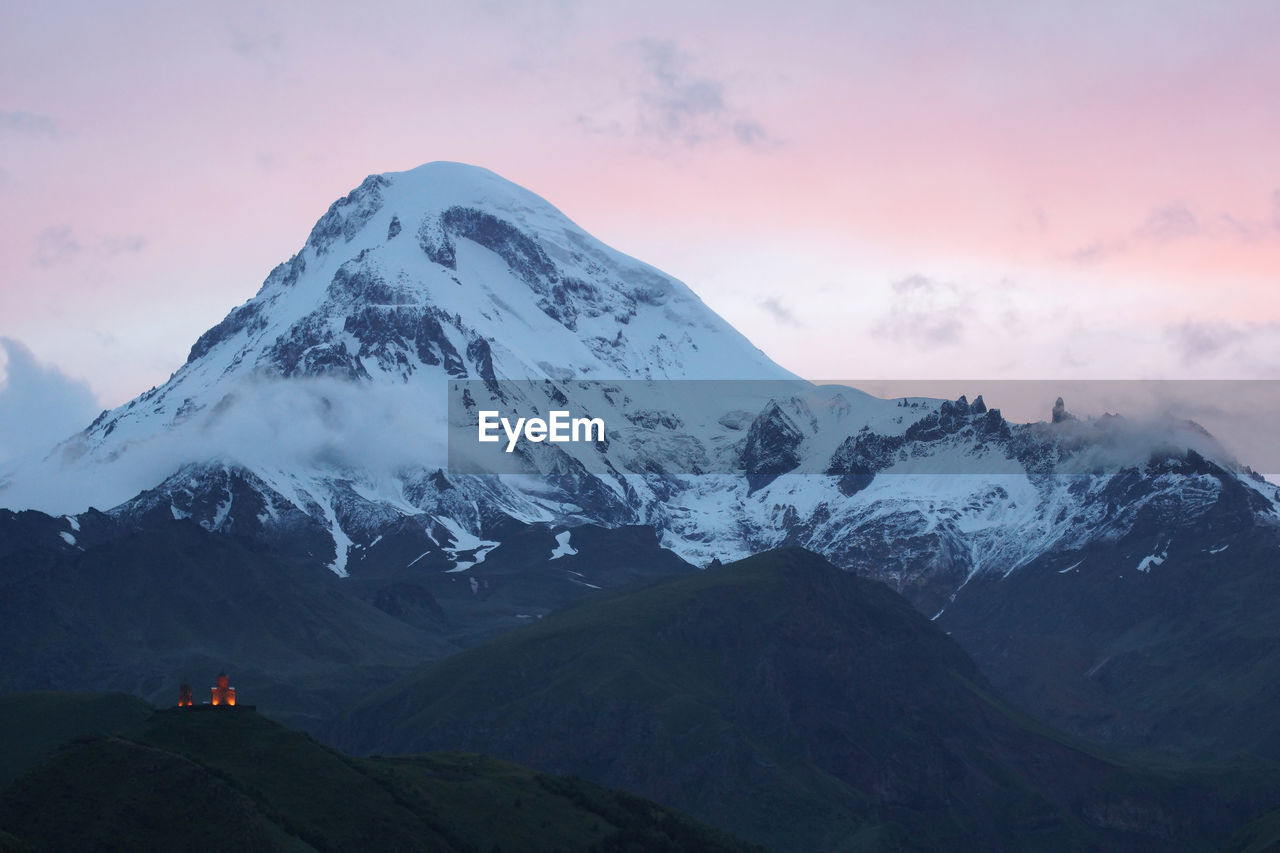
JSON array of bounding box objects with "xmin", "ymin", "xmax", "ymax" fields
[
  {"xmin": 758, "ymin": 296, "xmax": 803, "ymax": 327},
  {"xmin": 1139, "ymin": 202, "xmax": 1199, "ymax": 241},
  {"xmin": 1165, "ymin": 320, "xmax": 1280, "ymax": 371},
  {"xmin": 1065, "ymin": 201, "xmax": 1195, "ymax": 265},
  {"xmin": 1167, "ymin": 322, "xmax": 1234, "ymax": 361},
  {"xmin": 1066, "ymin": 237, "xmax": 1129, "ymax": 265},
  {"xmin": 227, "ymin": 11, "xmax": 287, "ymax": 78},
  {"xmin": 34, "ymin": 226, "xmax": 146, "ymax": 266},
  {"xmin": 101, "ymin": 234, "xmax": 147, "ymax": 256},
  {"xmin": 1066, "ymin": 195, "xmax": 1277, "ymax": 265},
  {"xmin": 0, "ymin": 109, "xmax": 64, "ymax": 137},
  {"xmin": 578, "ymin": 38, "xmax": 774, "ymax": 151},
  {"xmin": 871, "ymin": 274, "xmax": 967, "ymax": 348},
  {"xmin": 35, "ymin": 226, "xmax": 82, "ymax": 266},
  {"xmin": 1218, "ymin": 212, "xmax": 1262, "ymax": 241}
]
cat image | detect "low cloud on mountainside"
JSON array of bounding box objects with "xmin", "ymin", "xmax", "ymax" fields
[
  {"xmin": 0, "ymin": 337, "xmax": 100, "ymax": 467},
  {"xmin": 0, "ymin": 373, "xmax": 451, "ymax": 515}
]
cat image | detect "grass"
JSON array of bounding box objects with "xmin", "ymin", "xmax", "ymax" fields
[
  {"xmin": 335, "ymin": 549, "xmax": 1212, "ymax": 852},
  {"xmin": 0, "ymin": 691, "xmax": 152, "ymax": 785},
  {"xmin": 0, "ymin": 699, "xmax": 758, "ymax": 852}
]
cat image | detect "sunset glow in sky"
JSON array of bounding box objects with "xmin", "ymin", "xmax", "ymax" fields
[{"xmin": 2, "ymin": 0, "xmax": 1279, "ymax": 423}]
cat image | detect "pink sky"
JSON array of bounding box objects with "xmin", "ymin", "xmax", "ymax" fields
[{"xmin": 2, "ymin": 0, "xmax": 1279, "ymax": 415}]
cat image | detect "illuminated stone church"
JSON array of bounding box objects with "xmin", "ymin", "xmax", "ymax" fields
[
  {"xmin": 211, "ymin": 672, "xmax": 236, "ymax": 706},
  {"xmin": 173, "ymin": 671, "xmax": 253, "ymax": 711}
]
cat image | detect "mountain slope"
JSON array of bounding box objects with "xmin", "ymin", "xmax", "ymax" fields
[
  {"xmin": 0, "ymin": 698, "xmax": 758, "ymax": 852},
  {"xmin": 0, "ymin": 505, "xmax": 700, "ymax": 730},
  {"xmin": 938, "ymin": 504, "xmax": 1280, "ymax": 756},
  {"xmin": 0, "ymin": 511, "xmax": 457, "ymax": 730},
  {"xmin": 0, "ymin": 691, "xmax": 152, "ymax": 786},
  {"xmin": 329, "ymin": 549, "xmax": 1279, "ymax": 852},
  {"xmin": 0, "ymin": 162, "xmax": 788, "ymax": 528},
  {"xmin": 2, "ymin": 161, "xmax": 1279, "ymax": 767},
  {"xmin": 3, "ymin": 162, "xmax": 1272, "ymax": 610}
]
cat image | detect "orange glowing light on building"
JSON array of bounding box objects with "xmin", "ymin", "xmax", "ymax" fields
[
  {"xmin": 211, "ymin": 672, "xmax": 236, "ymax": 707},
  {"xmin": 177, "ymin": 681, "xmax": 193, "ymax": 707}
]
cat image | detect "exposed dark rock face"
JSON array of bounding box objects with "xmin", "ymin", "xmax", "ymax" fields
[
  {"xmin": 342, "ymin": 305, "xmax": 468, "ymax": 377},
  {"xmin": 741, "ymin": 401, "xmax": 803, "ymax": 492},
  {"xmin": 416, "ymin": 205, "xmax": 619, "ymax": 333},
  {"xmin": 186, "ymin": 301, "xmax": 268, "ymax": 365},
  {"xmin": 1053, "ymin": 396, "xmax": 1076, "ymax": 423},
  {"xmin": 307, "ymin": 174, "xmax": 390, "ymax": 254}
]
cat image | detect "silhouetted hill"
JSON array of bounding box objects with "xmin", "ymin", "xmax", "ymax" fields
[
  {"xmin": 0, "ymin": 518, "xmax": 456, "ymax": 731},
  {"xmin": 938, "ymin": 523, "xmax": 1280, "ymax": 759},
  {"xmin": 0, "ymin": 691, "xmax": 152, "ymax": 786},
  {"xmin": 330, "ymin": 548, "xmax": 1280, "ymax": 852},
  {"xmin": 0, "ymin": 696, "xmax": 758, "ymax": 852}
]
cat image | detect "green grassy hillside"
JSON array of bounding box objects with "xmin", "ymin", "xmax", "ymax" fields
[
  {"xmin": 0, "ymin": 691, "xmax": 153, "ymax": 786},
  {"xmin": 0, "ymin": 520, "xmax": 457, "ymax": 732},
  {"xmin": 331, "ymin": 548, "xmax": 1280, "ymax": 852},
  {"xmin": 0, "ymin": 699, "xmax": 757, "ymax": 852},
  {"xmin": 939, "ymin": 521, "xmax": 1280, "ymax": 759}
]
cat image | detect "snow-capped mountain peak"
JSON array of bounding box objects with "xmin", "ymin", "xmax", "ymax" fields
[
  {"xmin": 0, "ymin": 162, "xmax": 788, "ymax": 530},
  {"xmin": 1, "ymin": 163, "xmax": 1274, "ymax": 615}
]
